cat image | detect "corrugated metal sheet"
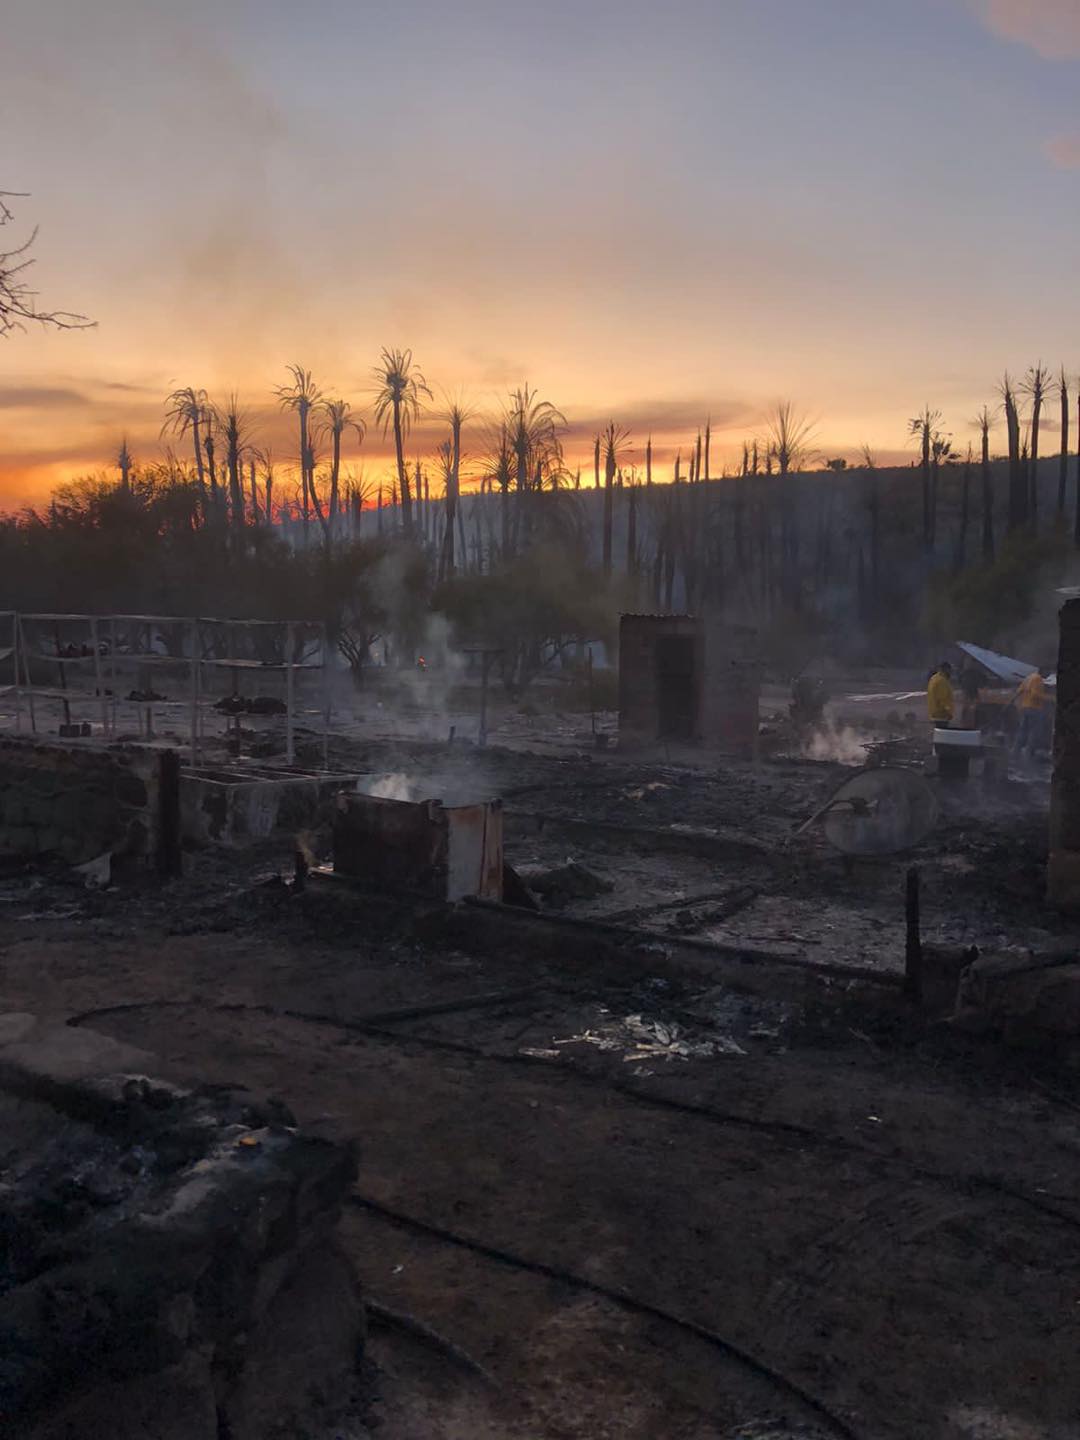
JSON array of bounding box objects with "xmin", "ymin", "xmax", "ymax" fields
[{"xmin": 957, "ymin": 641, "xmax": 1039, "ymax": 685}]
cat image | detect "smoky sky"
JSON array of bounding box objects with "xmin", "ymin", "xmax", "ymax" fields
[{"xmin": 2, "ymin": 0, "xmax": 1080, "ymax": 499}]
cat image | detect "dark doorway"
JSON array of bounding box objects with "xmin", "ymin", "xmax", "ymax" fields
[{"xmin": 655, "ymin": 635, "xmax": 697, "ymax": 738}]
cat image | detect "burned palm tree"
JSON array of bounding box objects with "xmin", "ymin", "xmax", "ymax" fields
[
  {"xmin": 162, "ymin": 386, "xmax": 210, "ymax": 503},
  {"xmin": 766, "ymin": 401, "xmax": 815, "ymax": 605},
  {"xmin": 437, "ymin": 399, "xmax": 470, "ymax": 582},
  {"xmin": 929, "ymin": 429, "xmax": 953, "ymax": 549},
  {"xmin": 973, "ymin": 406, "xmax": 995, "ymax": 561},
  {"xmin": 999, "ymin": 374, "xmax": 1025, "ymax": 531},
  {"xmin": 766, "ymin": 400, "xmax": 815, "ymax": 476},
  {"xmin": 116, "ymin": 437, "xmax": 133, "ymax": 494},
  {"xmin": 253, "ymin": 446, "xmax": 276, "ymax": 525},
  {"xmin": 371, "ymin": 348, "xmax": 431, "ymax": 533},
  {"xmin": 221, "ymin": 395, "xmax": 248, "ymax": 533},
  {"xmin": 505, "ymin": 384, "xmax": 565, "ymax": 556},
  {"xmin": 200, "ymin": 401, "xmax": 222, "ymax": 522},
  {"xmin": 1059, "ymin": 368, "xmax": 1071, "ymax": 517},
  {"xmin": 1021, "ymin": 363, "xmax": 1049, "ymax": 524},
  {"xmin": 954, "ymin": 444, "xmax": 975, "ymax": 572},
  {"xmin": 481, "ymin": 422, "xmax": 516, "ymax": 560},
  {"xmin": 314, "ymin": 398, "xmax": 365, "ymax": 546},
  {"xmin": 601, "ymin": 422, "xmax": 631, "ymax": 578},
  {"xmin": 858, "ymin": 444, "xmax": 880, "ymax": 612},
  {"xmin": 275, "ymin": 364, "xmax": 322, "ymax": 541},
  {"xmin": 908, "ymin": 406, "xmax": 941, "ymax": 550}
]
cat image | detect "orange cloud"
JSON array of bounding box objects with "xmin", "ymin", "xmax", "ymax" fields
[
  {"xmin": 974, "ymin": 0, "xmax": 1080, "ymax": 59},
  {"xmin": 1045, "ymin": 134, "xmax": 1080, "ymax": 168}
]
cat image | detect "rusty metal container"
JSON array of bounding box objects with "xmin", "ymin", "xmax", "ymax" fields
[{"xmin": 332, "ymin": 792, "xmax": 503, "ymax": 902}]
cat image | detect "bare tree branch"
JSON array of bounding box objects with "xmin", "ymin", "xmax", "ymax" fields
[{"xmin": 0, "ymin": 192, "xmax": 94, "ymax": 337}]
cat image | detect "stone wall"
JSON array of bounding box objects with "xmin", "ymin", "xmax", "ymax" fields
[
  {"xmin": 0, "ymin": 1013, "xmax": 364, "ymax": 1440},
  {"xmin": 0, "ymin": 738, "xmax": 161, "ymax": 866}
]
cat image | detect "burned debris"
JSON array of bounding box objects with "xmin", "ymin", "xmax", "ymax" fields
[{"xmin": 0, "ymin": 595, "xmax": 1077, "ymax": 1440}]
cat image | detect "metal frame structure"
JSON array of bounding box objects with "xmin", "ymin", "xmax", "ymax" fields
[{"xmin": 5, "ymin": 613, "xmax": 331, "ymax": 767}]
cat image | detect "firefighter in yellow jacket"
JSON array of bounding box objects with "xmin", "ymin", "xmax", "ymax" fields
[
  {"xmin": 1015, "ymin": 666, "xmax": 1050, "ymax": 756},
  {"xmin": 927, "ymin": 661, "xmax": 954, "ymax": 727}
]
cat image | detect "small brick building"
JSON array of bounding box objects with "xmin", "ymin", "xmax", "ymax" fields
[
  {"xmin": 618, "ymin": 614, "xmax": 760, "ymax": 757},
  {"xmin": 1049, "ymin": 598, "xmax": 1080, "ymax": 907}
]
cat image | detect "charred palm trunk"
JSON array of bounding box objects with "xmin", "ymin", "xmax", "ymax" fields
[
  {"xmin": 298, "ymin": 405, "xmax": 311, "ymax": 539},
  {"xmin": 627, "ymin": 485, "xmax": 638, "ymax": 587},
  {"xmin": 1030, "ymin": 390, "xmax": 1043, "ymax": 526},
  {"xmin": 955, "ymin": 452, "xmax": 971, "ymax": 573},
  {"xmin": 191, "ymin": 414, "xmax": 206, "ymax": 512},
  {"xmin": 1060, "ymin": 375, "xmax": 1070, "ymax": 517},
  {"xmin": 978, "ymin": 427, "xmax": 992, "ymax": 562},
  {"xmin": 868, "ymin": 472, "xmax": 880, "ymax": 611},
  {"xmin": 603, "ymin": 441, "xmax": 615, "ymax": 579},
  {"xmin": 249, "ymin": 459, "xmax": 260, "ymax": 526},
  {"xmin": 203, "ymin": 433, "xmax": 221, "ymax": 526},
  {"xmin": 328, "ymin": 427, "xmax": 342, "ymax": 543},
  {"xmin": 226, "ymin": 430, "xmax": 244, "ymax": 536},
  {"xmin": 449, "ymin": 417, "xmax": 461, "ymax": 577},
  {"xmin": 1005, "ymin": 384, "xmax": 1025, "ymax": 531},
  {"xmin": 393, "ymin": 397, "xmax": 411, "ymax": 532}
]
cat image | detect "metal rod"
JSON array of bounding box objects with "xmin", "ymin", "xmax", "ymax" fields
[
  {"xmin": 109, "ymin": 617, "xmax": 118, "ymax": 736},
  {"xmin": 285, "ymin": 620, "xmax": 295, "ymax": 765},
  {"xmin": 12, "ymin": 611, "xmax": 21, "ymax": 734},
  {"xmin": 322, "ymin": 621, "xmax": 330, "ymax": 770},
  {"xmin": 18, "ymin": 616, "xmax": 37, "ymax": 734},
  {"xmin": 53, "ymin": 621, "xmax": 71, "ymax": 729},
  {"xmin": 189, "ymin": 618, "xmax": 199, "ymax": 767},
  {"xmin": 90, "ymin": 617, "xmax": 108, "ymax": 737}
]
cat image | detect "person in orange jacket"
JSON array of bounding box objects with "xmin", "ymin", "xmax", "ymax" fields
[{"xmin": 1015, "ymin": 666, "xmax": 1051, "ymax": 756}]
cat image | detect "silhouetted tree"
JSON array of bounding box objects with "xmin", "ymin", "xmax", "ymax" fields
[
  {"xmin": 116, "ymin": 438, "xmax": 133, "ymax": 495},
  {"xmin": 275, "ymin": 365, "xmax": 322, "ymax": 541},
  {"xmin": 601, "ymin": 422, "xmax": 630, "ymax": 578},
  {"xmin": 974, "ymin": 406, "xmax": 995, "ymax": 562},
  {"xmin": 162, "ymin": 387, "xmax": 210, "ymax": 505},
  {"xmin": 1000, "ymin": 374, "xmax": 1025, "ymax": 531},
  {"xmin": 1022, "ymin": 363, "xmax": 1049, "ymax": 523},
  {"xmin": 1059, "ymin": 368, "xmax": 1071, "ymax": 516},
  {"xmin": 372, "ymin": 348, "xmax": 430, "ymax": 533},
  {"xmin": 0, "ymin": 192, "xmax": 92, "ymax": 337},
  {"xmin": 315, "ymin": 398, "xmax": 365, "ymax": 546},
  {"xmin": 909, "ymin": 406, "xmax": 941, "ymax": 550},
  {"xmin": 221, "ymin": 396, "xmax": 247, "ymax": 534}
]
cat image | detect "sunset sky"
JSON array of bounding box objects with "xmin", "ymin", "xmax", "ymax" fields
[{"xmin": 3, "ymin": 0, "xmax": 1080, "ymax": 504}]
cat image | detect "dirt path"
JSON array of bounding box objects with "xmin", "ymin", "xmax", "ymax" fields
[{"xmin": 4, "ymin": 877, "xmax": 1079, "ymax": 1440}]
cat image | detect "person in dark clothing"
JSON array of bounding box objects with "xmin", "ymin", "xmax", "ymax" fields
[{"xmin": 958, "ymin": 665, "xmax": 981, "ymax": 729}]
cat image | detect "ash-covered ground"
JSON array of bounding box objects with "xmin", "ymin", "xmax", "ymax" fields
[{"xmin": 1, "ymin": 704, "xmax": 1077, "ymax": 1440}]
